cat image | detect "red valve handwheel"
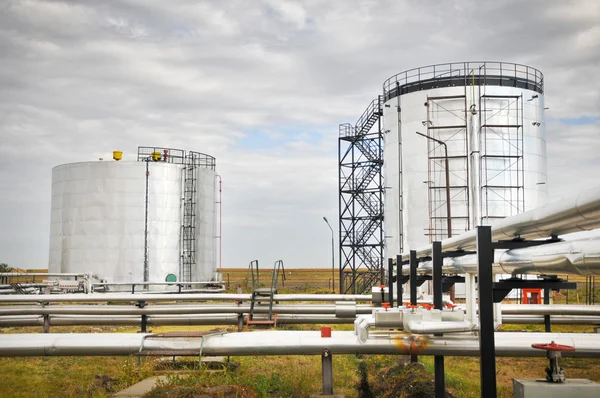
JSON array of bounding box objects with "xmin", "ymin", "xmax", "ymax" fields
[{"xmin": 531, "ymin": 342, "xmax": 575, "ymax": 352}]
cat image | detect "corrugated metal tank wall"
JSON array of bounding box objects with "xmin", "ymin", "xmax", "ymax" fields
[
  {"xmin": 49, "ymin": 160, "xmax": 217, "ymax": 290},
  {"xmin": 382, "ymin": 62, "xmax": 548, "ymax": 256}
]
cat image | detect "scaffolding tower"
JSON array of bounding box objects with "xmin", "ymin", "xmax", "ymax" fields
[
  {"xmin": 479, "ymin": 88, "xmax": 525, "ymax": 223},
  {"xmin": 426, "ymin": 94, "xmax": 470, "ymax": 241},
  {"xmin": 338, "ymin": 97, "xmax": 384, "ymax": 294}
]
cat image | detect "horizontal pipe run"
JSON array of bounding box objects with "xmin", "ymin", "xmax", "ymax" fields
[
  {"xmin": 0, "ymin": 314, "xmax": 354, "ymax": 327},
  {"xmin": 500, "ymin": 304, "xmax": 600, "ymax": 316},
  {"xmin": 408, "ymin": 237, "xmax": 600, "ymax": 276},
  {"xmin": 0, "ymin": 304, "xmax": 372, "ymax": 316},
  {"xmin": 2, "ymin": 314, "xmax": 600, "ymax": 327},
  {"xmin": 0, "ymin": 273, "xmax": 83, "ymax": 277},
  {"xmin": 0, "ymin": 293, "xmax": 372, "ymax": 304},
  {"xmin": 502, "ymin": 315, "xmax": 600, "ymax": 325},
  {"xmin": 1, "ymin": 331, "xmax": 600, "ymax": 357}
]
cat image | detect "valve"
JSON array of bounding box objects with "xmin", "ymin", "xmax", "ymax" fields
[
  {"xmin": 382, "ymin": 302, "xmax": 391, "ymax": 310},
  {"xmin": 419, "ymin": 303, "xmax": 434, "ymax": 310},
  {"xmin": 531, "ymin": 341, "xmax": 575, "ymax": 383},
  {"xmin": 379, "ymin": 284, "xmax": 386, "ymax": 304},
  {"xmin": 444, "ymin": 303, "xmax": 457, "ymax": 310}
]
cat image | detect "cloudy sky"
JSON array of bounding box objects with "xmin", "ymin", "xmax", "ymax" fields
[{"xmin": 1, "ymin": 0, "xmax": 599, "ymax": 271}]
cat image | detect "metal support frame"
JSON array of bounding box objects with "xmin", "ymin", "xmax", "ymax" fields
[
  {"xmin": 322, "ymin": 349, "xmax": 333, "ymax": 395},
  {"xmin": 43, "ymin": 315, "xmax": 50, "ymax": 333},
  {"xmin": 388, "ymin": 258, "xmax": 394, "ymax": 307},
  {"xmin": 432, "ymin": 241, "xmax": 445, "ymax": 397},
  {"xmin": 396, "ymin": 254, "xmax": 403, "ymax": 306},
  {"xmin": 137, "ymin": 300, "xmax": 150, "ymax": 333},
  {"xmin": 409, "ymin": 250, "xmax": 418, "ymax": 363},
  {"xmin": 492, "ymin": 278, "xmax": 576, "ymax": 303},
  {"xmin": 338, "ymin": 97, "xmax": 384, "ymax": 294},
  {"xmin": 477, "ymin": 226, "xmax": 497, "ymax": 397},
  {"xmin": 544, "ymin": 287, "xmax": 551, "ymax": 332}
]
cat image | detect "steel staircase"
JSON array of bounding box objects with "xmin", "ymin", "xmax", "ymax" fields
[
  {"xmin": 339, "ymin": 96, "xmax": 385, "ymax": 294},
  {"xmin": 247, "ymin": 260, "xmax": 285, "ymax": 328}
]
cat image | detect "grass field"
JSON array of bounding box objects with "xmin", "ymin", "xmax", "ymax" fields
[{"xmin": 0, "ymin": 268, "xmax": 599, "ymax": 397}]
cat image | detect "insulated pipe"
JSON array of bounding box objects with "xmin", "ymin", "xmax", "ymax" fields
[
  {"xmin": 406, "ymin": 321, "xmax": 474, "ymax": 334},
  {"xmin": 409, "ymin": 237, "xmax": 600, "ymax": 276},
  {"xmin": 1, "ymin": 331, "xmax": 600, "ymax": 357},
  {"xmin": 502, "ymin": 315, "xmax": 600, "ymax": 325},
  {"xmin": 0, "ymin": 314, "xmax": 356, "ymax": 327},
  {"xmin": 500, "ymin": 304, "xmax": 600, "ymax": 316},
  {"xmin": 0, "ymin": 304, "xmax": 372, "ymax": 316},
  {"xmin": 401, "ymin": 185, "xmax": 600, "ymax": 262},
  {"xmin": 2, "ymin": 314, "xmax": 599, "ymax": 327},
  {"xmin": 0, "ymin": 293, "xmax": 372, "ymax": 304}
]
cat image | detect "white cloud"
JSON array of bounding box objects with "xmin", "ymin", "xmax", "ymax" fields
[{"xmin": 0, "ymin": 0, "xmax": 598, "ymax": 270}]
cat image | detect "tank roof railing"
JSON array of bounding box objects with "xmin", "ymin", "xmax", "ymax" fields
[
  {"xmin": 383, "ymin": 61, "xmax": 544, "ymax": 101},
  {"xmin": 137, "ymin": 146, "xmax": 216, "ymax": 170}
]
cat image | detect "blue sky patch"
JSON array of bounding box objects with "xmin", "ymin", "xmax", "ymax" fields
[{"xmin": 559, "ymin": 116, "xmax": 600, "ymax": 125}]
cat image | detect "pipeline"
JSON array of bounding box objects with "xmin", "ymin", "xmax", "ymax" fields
[
  {"xmin": 1, "ymin": 331, "xmax": 600, "ymax": 358},
  {"xmin": 2, "ymin": 313, "xmax": 599, "ymax": 328},
  {"xmin": 0, "ymin": 303, "xmax": 371, "ymax": 316},
  {"xmin": 410, "ymin": 236, "xmax": 600, "ymax": 276},
  {"xmin": 0, "ymin": 293, "xmax": 371, "ymax": 304}
]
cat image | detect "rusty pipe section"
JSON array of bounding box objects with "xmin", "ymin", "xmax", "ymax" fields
[
  {"xmin": 0, "ymin": 293, "xmax": 371, "ymax": 304},
  {"xmin": 401, "ymin": 185, "xmax": 600, "ymax": 262},
  {"xmin": 1, "ymin": 331, "xmax": 600, "ymax": 358}
]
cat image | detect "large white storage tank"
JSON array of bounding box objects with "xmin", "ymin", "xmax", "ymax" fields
[
  {"xmin": 48, "ymin": 147, "xmax": 218, "ymax": 291},
  {"xmin": 382, "ymin": 62, "xmax": 548, "ymax": 255}
]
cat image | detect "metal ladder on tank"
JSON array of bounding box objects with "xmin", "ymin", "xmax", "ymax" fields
[
  {"xmin": 247, "ymin": 260, "xmax": 285, "ymax": 328},
  {"xmin": 181, "ymin": 153, "xmax": 198, "ymax": 285}
]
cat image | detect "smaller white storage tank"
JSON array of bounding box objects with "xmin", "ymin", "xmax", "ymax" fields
[{"xmin": 48, "ymin": 147, "xmax": 218, "ymax": 291}]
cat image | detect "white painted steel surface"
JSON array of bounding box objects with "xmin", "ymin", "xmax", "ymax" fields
[
  {"xmin": 48, "ymin": 161, "xmax": 217, "ymax": 290},
  {"xmin": 0, "ymin": 293, "xmax": 372, "ymax": 303},
  {"xmin": 2, "ymin": 314, "xmax": 598, "ymax": 327},
  {"xmin": 382, "ymin": 62, "xmax": 547, "ymax": 256},
  {"xmin": 411, "ymin": 236, "xmax": 600, "ymax": 276},
  {"xmin": 1, "ymin": 331, "xmax": 599, "ymax": 357}
]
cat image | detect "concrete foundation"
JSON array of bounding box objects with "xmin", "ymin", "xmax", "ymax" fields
[{"xmin": 513, "ymin": 378, "xmax": 600, "ymax": 398}]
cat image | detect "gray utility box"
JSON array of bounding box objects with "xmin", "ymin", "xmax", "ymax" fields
[{"xmin": 513, "ymin": 379, "xmax": 600, "ymax": 398}]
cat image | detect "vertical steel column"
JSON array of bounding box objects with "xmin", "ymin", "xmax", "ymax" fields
[
  {"xmin": 43, "ymin": 315, "xmax": 50, "ymax": 333},
  {"xmin": 396, "ymin": 254, "xmax": 403, "ymax": 305},
  {"xmin": 544, "ymin": 287, "xmax": 551, "ymax": 332},
  {"xmin": 477, "ymin": 226, "xmax": 497, "ymax": 397},
  {"xmin": 410, "ymin": 250, "xmax": 418, "ymax": 305},
  {"xmin": 388, "ymin": 258, "xmax": 394, "ymax": 308},
  {"xmin": 409, "ymin": 249, "xmax": 418, "ymax": 363},
  {"xmin": 322, "ymin": 349, "xmax": 333, "ymax": 395},
  {"xmin": 432, "ymin": 241, "xmax": 445, "ymax": 398}
]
